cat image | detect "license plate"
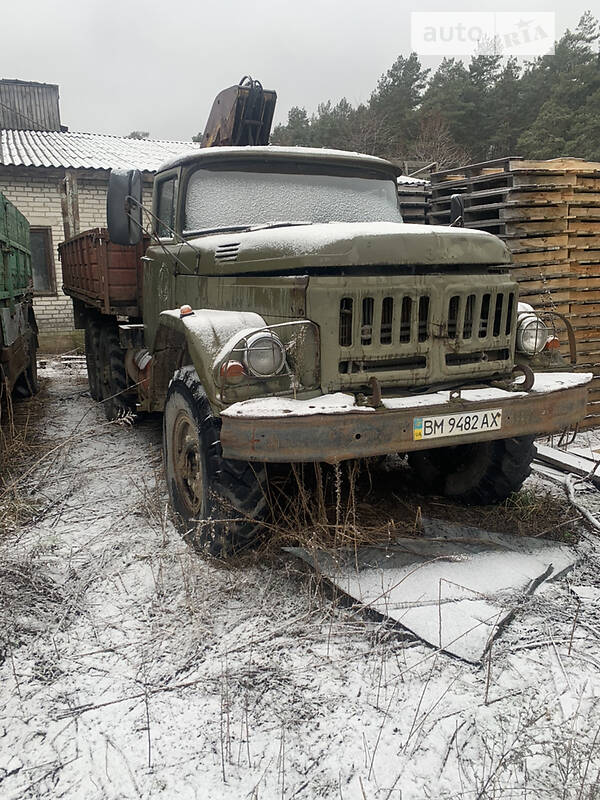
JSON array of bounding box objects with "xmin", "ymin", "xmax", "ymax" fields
[{"xmin": 413, "ymin": 408, "xmax": 502, "ymax": 441}]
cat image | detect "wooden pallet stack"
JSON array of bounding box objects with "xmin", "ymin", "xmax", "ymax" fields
[
  {"xmin": 429, "ymin": 156, "xmax": 600, "ymax": 425},
  {"xmin": 397, "ymin": 175, "xmax": 430, "ymax": 224}
]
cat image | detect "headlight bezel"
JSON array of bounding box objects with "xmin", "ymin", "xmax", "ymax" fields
[
  {"xmin": 215, "ymin": 320, "xmax": 321, "ymax": 405},
  {"xmin": 516, "ymin": 313, "xmax": 549, "ymax": 356},
  {"xmin": 243, "ymin": 331, "xmax": 287, "ymax": 378}
]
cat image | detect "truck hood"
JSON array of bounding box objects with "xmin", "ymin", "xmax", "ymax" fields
[{"xmin": 187, "ymin": 221, "xmax": 510, "ymax": 274}]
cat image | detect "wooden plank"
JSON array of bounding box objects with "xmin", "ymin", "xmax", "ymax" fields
[
  {"xmin": 535, "ymin": 444, "xmax": 600, "ymax": 485},
  {"xmin": 577, "ymin": 177, "xmax": 600, "ymax": 190},
  {"xmin": 510, "ymin": 264, "xmax": 571, "ymax": 279},
  {"xmin": 573, "ymin": 328, "xmax": 600, "ymax": 343},
  {"xmin": 568, "ymin": 235, "xmax": 600, "ymax": 249},
  {"xmin": 505, "ymin": 234, "xmax": 569, "ymax": 251},
  {"xmin": 519, "ymin": 288, "xmax": 571, "ymax": 303},
  {"xmin": 568, "ymin": 302, "xmax": 600, "ymax": 315},
  {"xmin": 511, "ymin": 172, "xmax": 576, "ymax": 187},
  {"xmin": 569, "ymin": 208, "xmax": 600, "ymax": 220},
  {"xmin": 511, "ymin": 250, "xmax": 569, "ymax": 265},
  {"xmin": 560, "ymin": 314, "xmax": 600, "ymax": 329},
  {"xmin": 532, "ymin": 304, "xmax": 573, "ymax": 316},
  {"xmin": 500, "ymin": 206, "xmax": 565, "ymax": 221},
  {"xmin": 567, "ymin": 221, "xmax": 600, "ymax": 233},
  {"xmin": 517, "ymin": 158, "xmax": 600, "ymax": 172},
  {"xmin": 570, "ymin": 264, "xmax": 600, "ymax": 277},
  {"xmin": 513, "ymin": 276, "xmax": 572, "ymax": 291},
  {"xmin": 504, "ymin": 219, "xmax": 567, "ymax": 236},
  {"xmin": 430, "ymin": 156, "xmax": 523, "ymax": 183},
  {"xmin": 566, "ymin": 338, "xmax": 600, "ymax": 355},
  {"xmin": 570, "ymin": 254, "xmax": 600, "ymax": 267},
  {"xmin": 565, "ymin": 289, "xmax": 600, "ymax": 302}
]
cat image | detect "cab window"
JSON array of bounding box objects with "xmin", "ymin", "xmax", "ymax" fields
[{"xmin": 156, "ymin": 176, "xmax": 178, "ymax": 238}]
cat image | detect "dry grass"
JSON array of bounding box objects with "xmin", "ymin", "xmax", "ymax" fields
[
  {"xmin": 255, "ymin": 458, "xmax": 582, "ymax": 558},
  {"xmin": 0, "ymin": 554, "xmax": 65, "ymax": 664},
  {"xmin": 0, "ymin": 377, "xmax": 67, "ymax": 665},
  {"xmin": 411, "ymin": 487, "xmax": 581, "ymax": 543},
  {"xmin": 259, "ymin": 460, "xmax": 421, "ymax": 555},
  {"xmin": 0, "ymin": 384, "xmax": 49, "ymax": 535}
]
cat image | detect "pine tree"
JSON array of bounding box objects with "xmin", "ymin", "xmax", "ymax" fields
[{"xmin": 269, "ymin": 12, "xmax": 600, "ymax": 164}]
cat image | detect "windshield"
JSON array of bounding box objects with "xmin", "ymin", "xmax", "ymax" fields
[{"xmin": 183, "ymin": 163, "xmax": 402, "ymax": 234}]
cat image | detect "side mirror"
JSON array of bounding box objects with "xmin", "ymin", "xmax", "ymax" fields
[
  {"xmin": 107, "ymin": 169, "xmax": 142, "ymax": 245},
  {"xmin": 450, "ymin": 194, "xmax": 465, "ymax": 227}
]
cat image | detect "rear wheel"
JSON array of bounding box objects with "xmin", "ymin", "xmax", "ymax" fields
[
  {"xmin": 163, "ymin": 366, "xmax": 267, "ymax": 557},
  {"xmin": 84, "ymin": 315, "xmax": 102, "ymax": 401},
  {"xmin": 98, "ymin": 324, "xmax": 131, "ymax": 420},
  {"xmin": 408, "ymin": 436, "xmax": 536, "ymax": 505},
  {"xmin": 14, "ymin": 328, "xmax": 38, "ymax": 398}
]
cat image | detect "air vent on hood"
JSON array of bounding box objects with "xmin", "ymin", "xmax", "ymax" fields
[{"xmin": 215, "ymin": 243, "xmax": 240, "ymax": 263}]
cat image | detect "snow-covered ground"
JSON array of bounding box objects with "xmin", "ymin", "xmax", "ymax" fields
[{"xmin": 2, "ymin": 360, "xmax": 600, "ymax": 800}]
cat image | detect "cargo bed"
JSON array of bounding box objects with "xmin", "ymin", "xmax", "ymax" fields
[{"xmin": 60, "ymin": 228, "xmax": 148, "ymax": 317}]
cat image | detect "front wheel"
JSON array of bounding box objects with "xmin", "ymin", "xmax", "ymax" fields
[
  {"xmin": 163, "ymin": 366, "xmax": 268, "ymax": 557},
  {"xmin": 408, "ymin": 436, "xmax": 536, "ymax": 505}
]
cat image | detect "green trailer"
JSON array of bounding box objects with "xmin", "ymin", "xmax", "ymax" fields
[{"xmin": 0, "ymin": 192, "xmax": 38, "ymax": 397}]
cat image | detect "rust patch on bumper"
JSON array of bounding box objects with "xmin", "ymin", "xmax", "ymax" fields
[{"xmin": 220, "ymin": 384, "xmax": 589, "ymax": 463}]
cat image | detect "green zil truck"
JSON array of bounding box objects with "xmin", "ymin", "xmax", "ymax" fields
[
  {"xmin": 59, "ymin": 83, "xmax": 591, "ymax": 556},
  {"xmin": 0, "ymin": 192, "xmax": 38, "ymax": 400}
]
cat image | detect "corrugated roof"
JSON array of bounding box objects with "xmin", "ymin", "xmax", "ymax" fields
[
  {"xmin": 397, "ymin": 174, "xmax": 430, "ymax": 187},
  {"xmin": 0, "ymin": 129, "xmax": 201, "ymax": 172}
]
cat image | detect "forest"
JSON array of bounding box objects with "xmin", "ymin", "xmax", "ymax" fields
[{"xmin": 271, "ymin": 12, "xmax": 600, "ymax": 167}]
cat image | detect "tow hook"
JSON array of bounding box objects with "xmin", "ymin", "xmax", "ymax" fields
[
  {"xmin": 511, "ymin": 364, "xmax": 535, "ymax": 391},
  {"xmin": 492, "ymin": 364, "xmax": 535, "ymax": 392}
]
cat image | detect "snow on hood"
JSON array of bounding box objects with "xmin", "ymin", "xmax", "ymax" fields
[{"xmin": 192, "ymin": 221, "xmax": 511, "ymax": 270}]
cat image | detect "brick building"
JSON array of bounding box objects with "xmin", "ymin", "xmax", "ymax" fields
[{"xmin": 0, "ymin": 80, "xmax": 199, "ymax": 345}]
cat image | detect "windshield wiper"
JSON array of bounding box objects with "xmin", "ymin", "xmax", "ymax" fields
[
  {"xmin": 183, "ymin": 220, "xmax": 313, "ymax": 238},
  {"xmin": 250, "ymin": 220, "xmax": 313, "ymax": 231},
  {"xmin": 183, "ymin": 224, "xmax": 253, "ymax": 237}
]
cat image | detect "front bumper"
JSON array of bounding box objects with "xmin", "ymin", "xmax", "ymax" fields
[{"xmin": 219, "ymin": 372, "xmax": 592, "ymax": 463}]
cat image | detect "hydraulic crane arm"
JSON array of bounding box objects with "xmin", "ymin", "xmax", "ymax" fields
[{"xmin": 201, "ymin": 76, "xmax": 277, "ymax": 148}]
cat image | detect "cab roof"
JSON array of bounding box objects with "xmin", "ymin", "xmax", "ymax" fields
[{"xmin": 157, "ymin": 145, "xmax": 400, "ymax": 177}]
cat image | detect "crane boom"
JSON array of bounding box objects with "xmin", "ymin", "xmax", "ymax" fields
[{"xmin": 201, "ymin": 76, "xmax": 277, "ymax": 148}]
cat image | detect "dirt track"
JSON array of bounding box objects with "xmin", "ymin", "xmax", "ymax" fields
[{"xmin": 2, "ymin": 359, "xmax": 600, "ymax": 800}]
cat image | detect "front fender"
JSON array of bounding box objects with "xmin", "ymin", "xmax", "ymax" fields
[{"xmin": 156, "ymin": 308, "xmax": 266, "ymax": 410}]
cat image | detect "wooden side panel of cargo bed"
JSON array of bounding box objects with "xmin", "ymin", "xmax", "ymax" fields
[
  {"xmin": 60, "ymin": 229, "xmax": 147, "ymax": 316},
  {"xmin": 61, "ymin": 230, "xmax": 103, "ymax": 305},
  {"xmin": 105, "ymin": 241, "xmax": 140, "ymax": 305}
]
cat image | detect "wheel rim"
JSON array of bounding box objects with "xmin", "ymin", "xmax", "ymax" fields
[{"xmin": 172, "ymin": 409, "xmax": 204, "ymax": 516}]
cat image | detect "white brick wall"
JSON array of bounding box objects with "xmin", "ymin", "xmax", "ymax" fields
[{"xmin": 0, "ymin": 167, "xmax": 154, "ymax": 333}]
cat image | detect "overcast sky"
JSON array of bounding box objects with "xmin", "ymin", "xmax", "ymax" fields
[{"xmin": 0, "ymin": 0, "xmax": 593, "ymax": 141}]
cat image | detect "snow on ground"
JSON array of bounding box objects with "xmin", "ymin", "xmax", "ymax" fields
[{"xmin": 2, "ymin": 360, "xmax": 600, "ymax": 799}]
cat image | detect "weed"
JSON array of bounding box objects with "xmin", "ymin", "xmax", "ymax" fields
[{"xmin": 0, "ymin": 384, "xmax": 48, "ymax": 534}]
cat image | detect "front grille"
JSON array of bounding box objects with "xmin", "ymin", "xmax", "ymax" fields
[
  {"xmin": 446, "ymin": 348, "xmax": 510, "ymax": 366},
  {"xmin": 446, "ymin": 290, "xmax": 515, "ymax": 342},
  {"xmin": 332, "ymin": 280, "xmax": 516, "ymax": 387},
  {"xmin": 339, "ymin": 293, "xmax": 431, "ymax": 348},
  {"xmin": 339, "ymin": 297, "xmax": 353, "ymax": 346},
  {"xmin": 339, "ymin": 356, "xmax": 426, "ymax": 373}
]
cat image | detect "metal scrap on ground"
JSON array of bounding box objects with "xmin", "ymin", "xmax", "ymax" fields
[{"xmin": 287, "ymin": 518, "xmax": 577, "ymax": 663}]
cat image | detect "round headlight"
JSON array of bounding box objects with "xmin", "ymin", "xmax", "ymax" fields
[
  {"xmin": 244, "ymin": 332, "xmax": 286, "ymax": 377},
  {"xmin": 516, "ymin": 314, "xmax": 549, "ymax": 355}
]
